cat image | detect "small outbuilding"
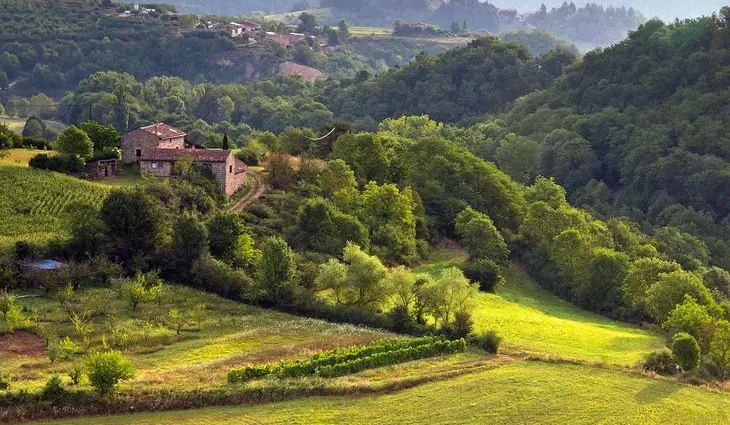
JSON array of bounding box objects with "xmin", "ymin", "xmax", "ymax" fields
[{"xmin": 86, "ymin": 158, "xmax": 119, "ymax": 179}]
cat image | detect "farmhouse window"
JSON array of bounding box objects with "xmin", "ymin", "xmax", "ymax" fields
[
  {"xmin": 136, "ymin": 149, "xmax": 142, "ymax": 157},
  {"xmin": 152, "ymin": 162, "xmax": 158, "ymax": 169},
  {"xmin": 229, "ymin": 165, "xmax": 233, "ymax": 173}
]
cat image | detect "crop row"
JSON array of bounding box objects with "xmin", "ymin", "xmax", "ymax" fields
[{"xmin": 228, "ymin": 337, "xmax": 466, "ymax": 383}]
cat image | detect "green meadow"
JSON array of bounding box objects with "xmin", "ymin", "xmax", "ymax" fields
[
  {"xmin": 416, "ymin": 249, "xmax": 665, "ymax": 365},
  {"xmin": 32, "ymin": 360, "xmax": 730, "ymax": 425}
]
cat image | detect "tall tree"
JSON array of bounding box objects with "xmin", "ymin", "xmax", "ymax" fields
[
  {"xmin": 56, "ymin": 125, "xmax": 93, "ymax": 159},
  {"xmin": 254, "ymin": 237, "xmax": 297, "ymax": 304}
]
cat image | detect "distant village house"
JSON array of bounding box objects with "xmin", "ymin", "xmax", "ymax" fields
[{"xmin": 227, "ymin": 20, "xmax": 261, "ymax": 38}]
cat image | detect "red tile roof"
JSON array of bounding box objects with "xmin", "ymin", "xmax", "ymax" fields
[
  {"xmin": 140, "ymin": 148, "xmax": 232, "ymax": 162},
  {"xmin": 235, "ymin": 158, "xmax": 248, "ymax": 174},
  {"xmin": 140, "ymin": 123, "xmax": 187, "ymax": 139},
  {"xmin": 239, "ymin": 20, "xmax": 260, "ymax": 29}
]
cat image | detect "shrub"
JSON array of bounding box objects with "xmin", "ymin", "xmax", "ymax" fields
[
  {"xmin": 83, "ymin": 350, "xmax": 136, "ymax": 394},
  {"xmin": 698, "ymin": 355, "xmax": 725, "ymax": 382},
  {"xmin": 68, "ymin": 365, "xmax": 83, "ymax": 385},
  {"xmin": 0, "ymin": 373, "xmax": 10, "ymax": 390},
  {"xmin": 462, "ymin": 258, "xmax": 504, "ymax": 292},
  {"xmin": 236, "ymin": 140, "xmax": 267, "ymax": 166},
  {"xmin": 641, "ymin": 349, "xmax": 676, "ymax": 375},
  {"xmin": 672, "ymin": 332, "xmax": 701, "ymax": 372},
  {"xmin": 388, "ymin": 305, "xmax": 416, "ymax": 334},
  {"xmin": 471, "ymin": 330, "xmax": 502, "ymax": 354},
  {"xmin": 29, "ymin": 153, "xmax": 85, "ymax": 174},
  {"xmin": 40, "ymin": 374, "xmax": 65, "ymax": 401},
  {"xmin": 442, "ymin": 311, "xmax": 474, "ymax": 340}
]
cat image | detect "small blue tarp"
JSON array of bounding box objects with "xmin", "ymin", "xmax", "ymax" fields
[{"xmin": 23, "ymin": 259, "xmax": 66, "ymax": 270}]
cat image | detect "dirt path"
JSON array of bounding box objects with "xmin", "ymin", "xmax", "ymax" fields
[{"xmin": 232, "ymin": 171, "xmax": 266, "ymax": 211}]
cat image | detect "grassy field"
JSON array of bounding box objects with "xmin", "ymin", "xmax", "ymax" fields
[
  {"xmin": 95, "ymin": 165, "xmax": 146, "ymax": 187},
  {"xmin": 32, "ymin": 360, "xmax": 730, "ymax": 425},
  {"xmin": 349, "ymin": 26, "xmax": 391, "ymax": 36},
  {"xmin": 0, "ymin": 148, "xmax": 54, "ymax": 167},
  {"xmin": 0, "ymin": 166, "xmax": 110, "ymax": 247},
  {"xmin": 415, "ymin": 249, "xmax": 665, "ymax": 365}
]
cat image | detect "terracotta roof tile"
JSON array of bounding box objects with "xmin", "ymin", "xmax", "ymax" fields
[
  {"xmin": 140, "ymin": 123, "xmax": 187, "ymax": 139},
  {"xmin": 235, "ymin": 158, "xmax": 248, "ymax": 174},
  {"xmin": 140, "ymin": 148, "xmax": 232, "ymax": 162}
]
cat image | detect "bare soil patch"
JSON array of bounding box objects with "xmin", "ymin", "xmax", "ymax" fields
[{"xmin": 0, "ymin": 330, "xmax": 46, "ymax": 357}]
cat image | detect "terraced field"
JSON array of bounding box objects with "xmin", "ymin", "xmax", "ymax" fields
[{"xmin": 0, "ymin": 166, "xmax": 109, "ymax": 247}]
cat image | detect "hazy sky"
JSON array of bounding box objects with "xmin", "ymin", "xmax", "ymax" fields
[{"xmin": 487, "ymin": 1, "xmax": 725, "ymax": 21}]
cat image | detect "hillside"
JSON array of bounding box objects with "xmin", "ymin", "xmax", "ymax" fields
[
  {"xmin": 326, "ymin": 36, "xmax": 572, "ymax": 125},
  {"xmin": 489, "ymin": 0, "xmax": 725, "ymax": 22},
  {"xmin": 0, "ymin": 166, "xmax": 109, "ymax": 247},
  {"xmin": 32, "ymin": 360, "xmax": 730, "ymax": 424},
  {"xmin": 477, "ymin": 13, "xmax": 730, "ymax": 268},
  {"xmin": 415, "ymin": 250, "xmax": 664, "ymax": 365},
  {"xmin": 1, "ymin": 284, "xmax": 389, "ymax": 393}
]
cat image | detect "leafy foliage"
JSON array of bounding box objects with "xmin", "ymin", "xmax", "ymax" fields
[{"xmin": 83, "ymin": 350, "xmax": 136, "ymax": 394}]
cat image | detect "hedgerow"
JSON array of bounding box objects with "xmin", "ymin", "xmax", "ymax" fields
[{"xmin": 228, "ymin": 337, "xmax": 466, "ymax": 384}]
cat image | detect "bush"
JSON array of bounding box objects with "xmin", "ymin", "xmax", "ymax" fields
[
  {"xmin": 40, "ymin": 374, "xmax": 65, "ymax": 401},
  {"xmin": 0, "ymin": 373, "xmax": 10, "ymax": 390},
  {"xmin": 29, "ymin": 153, "xmax": 85, "ymax": 174},
  {"xmin": 671, "ymin": 332, "xmax": 701, "ymax": 372},
  {"xmin": 641, "ymin": 349, "xmax": 676, "ymax": 375},
  {"xmin": 21, "ymin": 136, "xmax": 53, "ymax": 150},
  {"xmin": 236, "ymin": 140, "xmax": 267, "ymax": 166},
  {"xmin": 698, "ymin": 355, "xmax": 725, "ymax": 382},
  {"xmin": 388, "ymin": 305, "xmax": 416, "ymax": 334},
  {"xmin": 471, "ymin": 330, "xmax": 502, "ymax": 354},
  {"xmin": 68, "ymin": 365, "xmax": 83, "ymax": 385},
  {"xmin": 462, "ymin": 258, "xmax": 504, "ymax": 292},
  {"xmin": 442, "ymin": 310, "xmax": 474, "ymax": 340},
  {"xmin": 83, "ymin": 350, "xmax": 136, "ymax": 394}
]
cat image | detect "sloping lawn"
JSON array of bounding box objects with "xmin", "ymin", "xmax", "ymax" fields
[
  {"xmin": 415, "ymin": 249, "xmax": 665, "ymax": 365},
  {"xmin": 33, "ymin": 360, "xmax": 730, "ymax": 425}
]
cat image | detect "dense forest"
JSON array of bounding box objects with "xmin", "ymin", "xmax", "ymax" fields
[
  {"xmin": 469, "ymin": 12, "xmax": 730, "ymax": 272},
  {"xmin": 324, "ymin": 36, "xmax": 577, "ymax": 126},
  {"xmin": 49, "ymin": 35, "xmax": 574, "ymax": 141}
]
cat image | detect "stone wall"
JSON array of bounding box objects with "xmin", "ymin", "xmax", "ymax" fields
[
  {"xmin": 140, "ymin": 160, "xmax": 172, "ymax": 177},
  {"xmin": 121, "ymin": 131, "xmax": 184, "ymax": 164},
  {"xmin": 209, "ymin": 155, "xmax": 246, "ymax": 197}
]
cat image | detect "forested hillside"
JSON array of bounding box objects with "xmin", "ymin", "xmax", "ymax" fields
[
  {"xmin": 489, "ymin": 0, "xmax": 724, "ymax": 22},
  {"xmin": 321, "ymin": 0, "xmax": 644, "ymax": 49},
  {"xmin": 325, "ymin": 36, "xmax": 577, "ymax": 126},
  {"xmin": 0, "ymin": 0, "xmax": 443, "ymax": 103},
  {"xmin": 468, "ymin": 11, "xmax": 730, "ymax": 270}
]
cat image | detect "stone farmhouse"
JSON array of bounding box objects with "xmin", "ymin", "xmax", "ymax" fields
[{"xmin": 122, "ymin": 123, "xmax": 247, "ymax": 197}]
